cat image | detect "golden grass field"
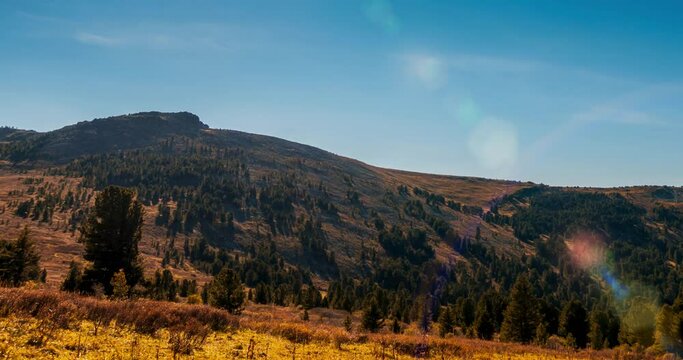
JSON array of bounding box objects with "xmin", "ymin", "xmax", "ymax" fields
[
  {"xmin": 0, "ymin": 317, "xmax": 632, "ymax": 360},
  {"xmin": 0, "ymin": 287, "xmax": 662, "ymax": 360}
]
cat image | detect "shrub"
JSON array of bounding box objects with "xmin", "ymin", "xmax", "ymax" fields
[
  {"xmin": 0, "ymin": 288, "xmax": 236, "ymax": 335},
  {"xmin": 168, "ymin": 319, "xmax": 210, "ymax": 356},
  {"xmin": 187, "ymin": 294, "xmax": 202, "ymax": 304}
]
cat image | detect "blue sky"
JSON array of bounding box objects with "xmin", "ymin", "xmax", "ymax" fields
[{"xmin": 1, "ymin": 0, "xmax": 682, "ymax": 187}]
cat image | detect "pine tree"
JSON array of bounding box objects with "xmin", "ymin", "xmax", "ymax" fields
[
  {"xmin": 361, "ymin": 301, "xmax": 384, "ymax": 332},
  {"xmin": 474, "ymin": 298, "xmax": 495, "ymax": 340},
  {"xmin": 535, "ymin": 322, "xmax": 549, "ymax": 345},
  {"xmin": 254, "ymin": 283, "xmax": 269, "ymax": 304},
  {"xmin": 655, "ymin": 304, "xmax": 680, "ymax": 353},
  {"xmin": 589, "ymin": 316, "xmax": 604, "ymax": 350},
  {"xmin": 455, "ymin": 297, "xmax": 476, "ymax": 328},
  {"xmin": 110, "ymin": 269, "xmax": 129, "ymax": 299},
  {"xmin": 0, "ymin": 227, "xmax": 40, "ymax": 286},
  {"xmin": 559, "ymin": 300, "xmax": 589, "ymax": 348},
  {"xmin": 80, "ymin": 186, "xmax": 143, "ymax": 294},
  {"xmin": 61, "ymin": 260, "xmax": 83, "ymax": 292},
  {"xmin": 500, "ymin": 275, "xmax": 539, "ymax": 344},
  {"xmin": 438, "ymin": 306, "xmax": 455, "ymax": 337},
  {"xmin": 208, "ymin": 267, "xmax": 245, "ymax": 314},
  {"xmin": 673, "ymin": 291, "xmax": 683, "ymax": 348},
  {"xmin": 391, "ymin": 318, "xmax": 402, "ymax": 334},
  {"xmin": 588, "ymin": 307, "xmax": 620, "ymax": 349},
  {"xmin": 11, "ymin": 227, "xmax": 40, "ymax": 285},
  {"xmin": 418, "ymin": 297, "xmax": 432, "ymax": 334}
]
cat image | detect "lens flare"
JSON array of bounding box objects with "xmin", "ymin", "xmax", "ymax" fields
[
  {"xmin": 565, "ymin": 229, "xmax": 664, "ymax": 342},
  {"xmin": 598, "ymin": 267, "xmax": 628, "ymax": 300},
  {"xmin": 467, "ymin": 118, "xmax": 518, "ymax": 174},
  {"xmin": 444, "ymin": 96, "xmax": 481, "ymax": 128},
  {"xmin": 404, "ymin": 54, "xmax": 447, "ymax": 89},
  {"xmin": 566, "ymin": 231, "xmax": 605, "ymax": 270},
  {"xmin": 566, "ymin": 231, "xmax": 630, "ymax": 299}
]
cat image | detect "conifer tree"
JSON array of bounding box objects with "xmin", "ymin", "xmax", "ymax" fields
[
  {"xmin": 535, "ymin": 322, "xmax": 549, "ymax": 345},
  {"xmin": 474, "ymin": 298, "xmax": 495, "ymax": 340},
  {"xmin": 559, "ymin": 300, "xmax": 589, "ymax": 348},
  {"xmin": 80, "ymin": 186, "xmax": 143, "ymax": 294},
  {"xmin": 455, "ymin": 297, "xmax": 476, "ymax": 328},
  {"xmin": 589, "ymin": 307, "xmax": 620, "ymax": 349},
  {"xmin": 0, "ymin": 226, "xmax": 40, "ymax": 286},
  {"xmin": 438, "ymin": 306, "xmax": 455, "ymax": 337},
  {"xmin": 208, "ymin": 267, "xmax": 245, "ymax": 314},
  {"xmin": 589, "ymin": 319, "xmax": 603, "ymax": 350},
  {"xmin": 61, "ymin": 260, "xmax": 83, "ymax": 292},
  {"xmin": 500, "ymin": 275, "xmax": 539, "ymax": 344},
  {"xmin": 391, "ymin": 318, "xmax": 402, "ymax": 334},
  {"xmin": 10, "ymin": 226, "xmax": 40, "ymax": 285},
  {"xmin": 418, "ymin": 297, "xmax": 432, "ymax": 334},
  {"xmin": 110, "ymin": 269, "xmax": 129, "ymax": 299},
  {"xmin": 361, "ymin": 301, "xmax": 384, "ymax": 332},
  {"xmin": 655, "ymin": 304, "xmax": 680, "ymax": 353}
]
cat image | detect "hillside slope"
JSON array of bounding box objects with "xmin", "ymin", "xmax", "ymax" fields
[
  {"xmin": 0, "ymin": 112, "xmax": 529, "ymax": 278},
  {"xmin": 1, "ymin": 111, "xmax": 682, "ymax": 313}
]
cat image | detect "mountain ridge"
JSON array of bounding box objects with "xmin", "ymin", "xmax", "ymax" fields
[{"xmin": 5, "ymin": 111, "xmax": 680, "ymax": 190}]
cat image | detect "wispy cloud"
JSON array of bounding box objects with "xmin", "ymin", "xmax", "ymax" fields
[
  {"xmin": 71, "ymin": 23, "xmax": 257, "ymax": 52},
  {"xmin": 75, "ymin": 32, "xmax": 122, "ymax": 47},
  {"xmin": 525, "ymin": 83, "xmax": 683, "ymax": 165},
  {"xmin": 572, "ymin": 106, "xmax": 668, "ymax": 126},
  {"xmin": 447, "ymin": 53, "xmax": 542, "ymax": 73},
  {"xmin": 401, "ymin": 51, "xmax": 639, "ymax": 89},
  {"xmin": 17, "ymin": 11, "xmax": 269, "ymax": 53}
]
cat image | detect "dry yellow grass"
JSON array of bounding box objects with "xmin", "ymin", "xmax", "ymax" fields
[
  {"xmin": 0, "ymin": 316, "xmax": 655, "ymax": 359},
  {"xmin": 0, "ymin": 288, "xmax": 660, "ymax": 360}
]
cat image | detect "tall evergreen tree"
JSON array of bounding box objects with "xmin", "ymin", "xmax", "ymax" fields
[
  {"xmin": 80, "ymin": 186, "xmax": 143, "ymax": 294},
  {"xmin": 655, "ymin": 304, "xmax": 682, "ymax": 354},
  {"xmin": 208, "ymin": 267, "xmax": 245, "ymax": 314},
  {"xmin": 61, "ymin": 260, "xmax": 83, "ymax": 292},
  {"xmin": 500, "ymin": 275, "xmax": 539, "ymax": 344},
  {"xmin": 559, "ymin": 300, "xmax": 589, "ymax": 348},
  {"xmin": 391, "ymin": 317, "xmax": 402, "ymax": 334},
  {"xmin": 361, "ymin": 301, "xmax": 384, "ymax": 332},
  {"xmin": 0, "ymin": 226, "xmax": 40, "ymax": 286},
  {"xmin": 454, "ymin": 297, "xmax": 476, "ymax": 328},
  {"xmin": 474, "ymin": 298, "xmax": 495, "ymax": 340},
  {"xmin": 589, "ymin": 307, "xmax": 620, "ymax": 349},
  {"xmin": 438, "ymin": 306, "xmax": 455, "ymax": 337},
  {"xmin": 535, "ymin": 322, "xmax": 549, "ymax": 345}
]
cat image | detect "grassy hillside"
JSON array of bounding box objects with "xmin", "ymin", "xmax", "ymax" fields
[
  {"xmin": 0, "ymin": 112, "xmax": 533, "ymax": 282},
  {"xmin": 1, "ymin": 112, "xmax": 683, "ymax": 356}
]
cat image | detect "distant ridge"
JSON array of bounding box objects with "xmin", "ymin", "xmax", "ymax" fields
[{"xmin": 1, "ymin": 112, "xmax": 209, "ymax": 163}]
